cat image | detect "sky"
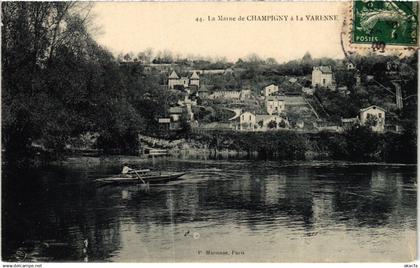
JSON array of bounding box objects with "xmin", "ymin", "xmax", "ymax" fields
[{"xmin": 92, "ymin": 2, "xmax": 347, "ymax": 63}]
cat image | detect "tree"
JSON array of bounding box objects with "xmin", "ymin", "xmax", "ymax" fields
[
  {"xmin": 267, "ymin": 120, "xmax": 277, "ymax": 129},
  {"xmin": 266, "ymin": 57, "xmax": 278, "ymax": 65},
  {"xmin": 302, "ymin": 52, "xmax": 312, "ymax": 64},
  {"xmin": 2, "ymin": 2, "xmax": 148, "ymax": 160},
  {"xmin": 278, "ymin": 120, "xmax": 287, "ymax": 128}
]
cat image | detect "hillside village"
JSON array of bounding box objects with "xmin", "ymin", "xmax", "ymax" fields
[{"xmin": 152, "ymin": 58, "xmax": 408, "ymax": 135}]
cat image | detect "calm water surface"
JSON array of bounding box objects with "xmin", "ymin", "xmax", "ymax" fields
[{"xmin": 2, "ymin": 158, "xmax": 417, "ymax": 262}]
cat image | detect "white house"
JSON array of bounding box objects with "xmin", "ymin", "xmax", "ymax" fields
[
  {"xmin": 239, "ymin": 112, "xmax": 256, "ymax": 130},
  {"xmin": 261, "ymin": 84, "xmax": 279, "ymax": 97},
  {"xmin": 347, "ymin": 62, "xmax": 356, "ymax": 70},
  {"xmin": 168, "ymin": 106, "xmax": 184, "ymax": 130},
  {"xmin": 255, "ymin": 115, "xmax": 288, "ymax": 130},
  {"xmin": 189, "ymin": 71, "xmax": 200, "ymax": 87},
  {"xmin": 265, "ymin": 96, "xmax": 285, "ymax": 115},
  {"xmin": 359, "ymin": 105, "xmax": 385, "ymax": 132},
  {"xmin": 302, "ymin": 87, "xmax": 315, "ymax": 95},
  {"xmin": 239, "ymin": 112, "xmax": 288, "ymax": 131},
  {"xmin": 168, "ymin": 70, "xmax": 200, "ymax": 89},
  {"xmin": 312, "ymin": 66, "xmax": 333, "ymax": 88},
  {"xmin": 209, "ymin": 90, "xmax": 241, "ymax": 99},
  {"xmin": 240, "ymin": 89, "xmax": 252, "ymax": 100},
  {"xmin": 168, "ymin": 70, "xmax": 181, "ymax": 89}
]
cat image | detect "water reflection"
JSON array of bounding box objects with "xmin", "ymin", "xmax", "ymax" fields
[{"xmin": 2, "ymin": 159, "xmax": 417, "ymax": 262}]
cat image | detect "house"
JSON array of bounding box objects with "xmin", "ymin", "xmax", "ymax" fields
[
  {"xmin": 158, "ymin": 118, "xmax": 171, "ymax": 132},
  {"xmin": 240, "ymin": 89, "xmax": 252, "ymax": 100},
  {"xmin": 239, "ymin": 112, "xmax": 288, "ymax": 131},
  {"xmin": 346, "ymin": 62, "xmax": 356, "ymax": 70},
  {"xmin": 312, "ymin": 66, "xmax": 333, "ymax": 89},
  {"xmin": 255, "ymin": 115, "xmax": 288, "ymax": 130},
  {"xmin": 198, "ymin": 85, "xmax": 209, "ymax": 98},
  {"xmin": 189, "ymin": 71, "xmax": 200, "ymax": 87},
  {"xmin": 168, "ymin": 70, "xmax": 200, "ymax": 89},
  {"xmin": 265, "ymin": 96, "xmax": 285, "ymax": 115},
  {"xmin": 142, "ymin": 63, "xmax": 178, "ymax": 73},
  {"xmin": 261, "ymin": 84, "xmax": 279, "ymax": 97},
  {"xmin": 239, "ymin": 112, "xmax": 256, "ymax": 130},
  {"xmin": 337, "ymin": 86, "xmax": 350, "ymax": 95},
  {"xmin": 168, "ymin": 70, "xmax": 181, "ymax": 89},
  {"xmin": 359, "ymin": 105, "xmax": 385, "ymax": 132},
  {"xmin": 179, "ymin": 77, "xmax": 189, "ymax": 87},
  {"xmin": 224, "ymin": 68, "xmax": 234, "ymax": 75},
  {"xmin": 296, "ymin": 120, "xmax": 304, "ymax": 129},
  {"xmin": 302, "ymin": 87, "xmax": 315, "ymax": 95},
  {"xmin": 209, "ymin": 90, "xmax": 241, "ymax": 99},
  {"xmin": 168, "ymin": 106, "xmax": 184, "ymax": 130}
]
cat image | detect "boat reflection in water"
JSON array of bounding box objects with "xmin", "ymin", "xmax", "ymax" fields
[{"xmin": 2, "ymin": 158, "xmax": 417, "ymax": 262}]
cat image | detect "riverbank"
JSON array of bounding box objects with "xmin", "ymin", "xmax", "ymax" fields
[{"xmin": 139, "ymin": 125, "xmax": 417, "ymax": 163}]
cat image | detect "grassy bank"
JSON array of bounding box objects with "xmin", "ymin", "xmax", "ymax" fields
[{"xmin": 154, "ymin": 124, "xmax": 416, "ymax": 163}]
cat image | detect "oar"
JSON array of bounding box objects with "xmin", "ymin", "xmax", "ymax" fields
[{"xmin": 133, "ymin": 170, "xmax": 147, "ymax": 184}]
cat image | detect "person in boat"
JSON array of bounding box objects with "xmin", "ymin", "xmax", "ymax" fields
[{"xmin": 121, "ymin": 165, "xmax": 135, "ymax": 177}]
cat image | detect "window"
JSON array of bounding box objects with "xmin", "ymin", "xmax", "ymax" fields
[
  {"xmin": 323, "ymin": 78, "xmax": 326, "ymax": 85},
  {"xmin": 249, "ymin": 115, "xmax": 251, "ymax": 121},
  {"xmin": 378, "ymin": 113, "xmax": 382, "ymax": 118}
]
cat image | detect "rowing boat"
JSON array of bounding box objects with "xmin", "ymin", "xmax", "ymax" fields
[{"xmin": 95, "ymin": 171, "xmax": 186, "ymax": 186}]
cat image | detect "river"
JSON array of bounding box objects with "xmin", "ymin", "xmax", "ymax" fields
[{"xmin": 2, "ymin": 157, "xmax": 417, "ymax": 262}]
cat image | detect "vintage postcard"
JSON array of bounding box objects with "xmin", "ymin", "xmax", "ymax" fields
[{"xmin": 1, "ymin": 1, "xmax": 418, "ymax": 265}]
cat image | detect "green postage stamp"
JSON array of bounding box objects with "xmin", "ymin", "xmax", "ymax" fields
[{"xmin": 353, "ymin": 1, "xmax": 418, "ymax": 46}]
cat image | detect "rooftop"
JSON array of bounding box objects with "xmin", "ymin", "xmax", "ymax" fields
[
  {"xmin": 360, "ymin": 105, "xmax": 385, "ymax": 113},
  {"xmin": 314, "ymin": 66, "xmax": 332, "ymax": 74},
  {"xmin": 190, "ymin": 71, "xmax": 200, "ymax": 79},
  {"xmin": 168, "ymin": 70, "xmax": 179, "ymax": 79},
  {"xmin": 169, "ymin": 106, "xmax": 183, "ymax": 114}
]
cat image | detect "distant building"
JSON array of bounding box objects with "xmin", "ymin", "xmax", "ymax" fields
[
  {"xmin": 346, "ymin": 62, "xmax": 356, "ymax": 70},
  {"xmin": 168, "ymin": 106, "xmax": 184, "ymax": 130},
  {"xmin": 359, "ymin": 105, "xmax": 385, "ymax": 132},
  {"xmin": 265, "ymin": 96, "xmax": 285, "ymax": 115},
  {"xmin": 239, "ymin": 111, "xmax": 288, "ymax": 131},
  {"xmin": 209, "ymin": 90, "xmax": 241, "ymax": 100},
  {"xmin": 189, "ymin": 71, "xmax": 200, "ymax": 87},
  {"xmin": 168, "ymin": 70, "xmax": 200, "ymax": 89},
  {"xmin": 302, "ymin": 87, "xmax": 315, "ymax": 95},
  {"xmin": 143, "ymin": 63, "xmax": 177, "ymax": 73},
  {"xmin": 240, "ymin": 89, "xmax": 252, "ymax": 100},
  {"xmin": 261, "ymin": 84, "xmax": 279, "ymax": 97},
  {"xmin": 168, "ymin": 70, "xmax": 181, "ymax": 89},
  {"xmin": 239, "ymin": 112, "xmax": 256, "ymax": 130},
  {"xmin": 296, "ymin": 120, "xmax": 304, "ymax": 129},
  {"xmin": 312, "ymin": 66, "xmax": 333, "ymax": 88},
  {"xmin": 255, "ymin": 115, "xmax": 287, "ymax": 130},
  {"xmin": 224, "ymin": 68, "xmax": 234, "ymax": 75},
  {"xmin": 198, "ymin": 85, "xmax": 209, "ymax": 98},
  {"xmin": 337, "ymin": 86, "xmax": 349, "ymax": 95}
]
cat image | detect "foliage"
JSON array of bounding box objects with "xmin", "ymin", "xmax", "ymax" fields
[{"xmin": 1, "ymin": 2, "xmax": 155, "ymax": 160}]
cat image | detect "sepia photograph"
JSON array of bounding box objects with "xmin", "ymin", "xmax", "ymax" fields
[{"xmin": 1, "ymin": 1, "xmax": 418, "ymax": 264}]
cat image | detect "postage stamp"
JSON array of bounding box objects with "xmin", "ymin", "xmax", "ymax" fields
[
  {"xmin": 341, "ymin": 1, "xmax": 419, "ymax": 57},
  {"xmin": 352, "ymin": 1, "xmax": 418, "ymax": 46}
]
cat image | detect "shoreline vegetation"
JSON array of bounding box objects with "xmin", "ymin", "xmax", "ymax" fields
[{"xmin": 138, "ymin": 124, "xmax": 417, "ymax": 164}]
